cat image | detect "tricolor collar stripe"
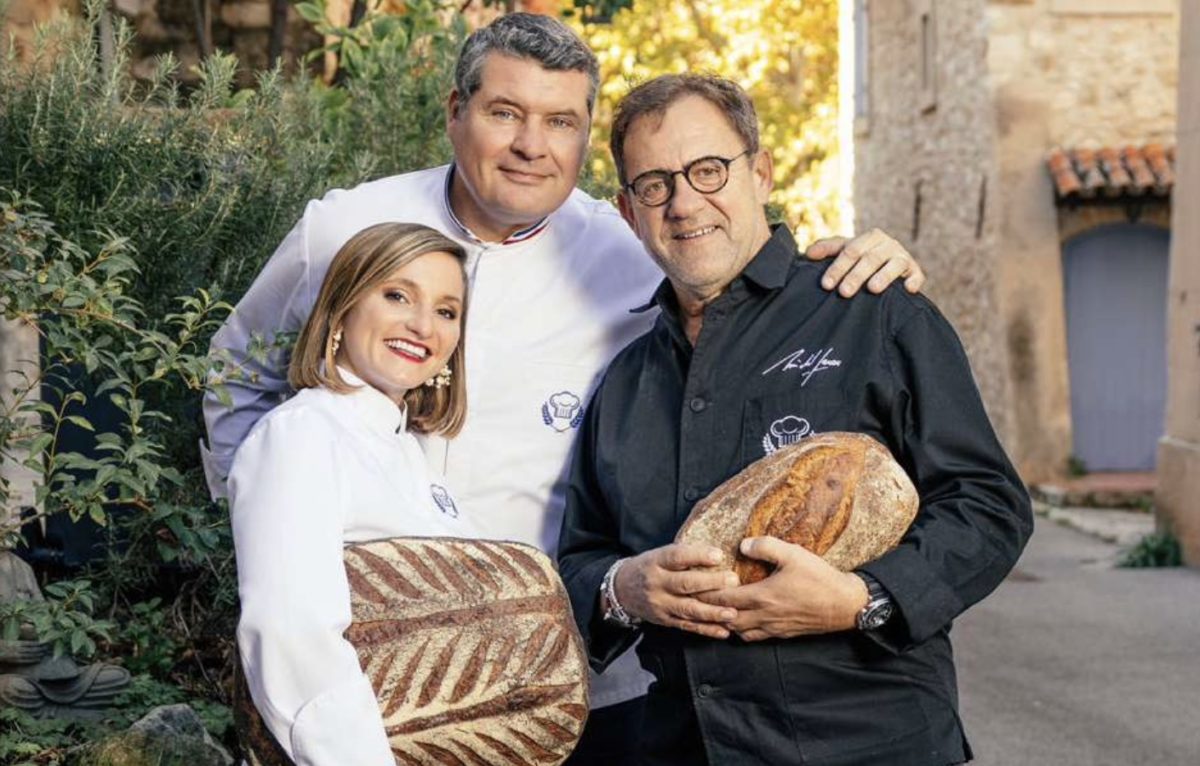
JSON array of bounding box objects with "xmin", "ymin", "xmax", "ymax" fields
[
  {"xmin": 502, "ymin": 218, "xmax": 550, "ymax": 243},
  {"xmin": 442, "ymin": 165, "xmax": 550, "ymax": 246}
]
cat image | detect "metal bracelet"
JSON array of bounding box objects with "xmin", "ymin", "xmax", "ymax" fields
[{"xmin": 600, "ymin": 557, "xmax": 642, "ymax": 628}]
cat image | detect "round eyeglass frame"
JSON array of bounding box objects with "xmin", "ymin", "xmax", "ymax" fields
[{"xmin": 624, "ymin": 149, "xmax": 752, "ymax": 207}]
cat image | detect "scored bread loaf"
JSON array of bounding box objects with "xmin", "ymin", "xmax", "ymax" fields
[
  {"xmin": 234, "ymin": 537, "xmax": 589, "ymax": 766},
  {"xmin": 676, "ymin": 432, "xmax": 919, "ymax": 583}
]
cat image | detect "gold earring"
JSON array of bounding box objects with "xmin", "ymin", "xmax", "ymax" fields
[
  {"xmin": 331, "ymin": 328, "xmax": 342, "ymax": 356},
  {"xmin": 425, "ymin": 365, "xmax": 452, "ymax": 389}
]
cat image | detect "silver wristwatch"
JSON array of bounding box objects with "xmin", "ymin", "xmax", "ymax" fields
[
  {"xmin": 600, "ymin": 558, "xmax": 641, "ymax": 629},
  {"xmin": 854, "ymin": 572, "xmax": 894, "ymax": 631}
]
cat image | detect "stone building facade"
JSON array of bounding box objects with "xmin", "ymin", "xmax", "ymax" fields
[
  {"xmin": 3, "ymin": 0, "xmax": 321, "ymax": 82},
  {"xmin": 851, "ymin": 0, "xmax": 1180, "ymax": 483},
  {"xmin": 1158, "ymin": 0, "xmax": 1199, "ymax": 564},
  {"xmin": 2, "ymin": 1, "xmax": 560, "ymax": 82}
]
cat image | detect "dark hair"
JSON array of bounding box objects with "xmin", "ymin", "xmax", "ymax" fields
[
  {"xmin": 455, "ymin": 13, "xmax": 600, "ymax": 114},
  {"xmin": 289, "ymin": 223, "xmax": 470, "ymax": 437},
  {"xmin": 610, "ymin": 74, "xmax": 761, "ymax": 184}
]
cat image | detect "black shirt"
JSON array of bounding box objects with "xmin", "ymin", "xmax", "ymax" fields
[{"xmin": 557, "ymin": 226, "xmax": 1032, "ymax": 766}]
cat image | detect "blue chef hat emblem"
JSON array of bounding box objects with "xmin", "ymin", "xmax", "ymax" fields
[{"xmin": 541, "ymin": 391, "xmax": 584, "ymax": 433}]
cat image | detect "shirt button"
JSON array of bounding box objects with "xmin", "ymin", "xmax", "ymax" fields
[
  {"xmin": 689, "ymin": 397, "xmax": 708, "ymax": 413},
  {"xmin": 684, "ymin": 488, "xmax": 701, "ymax": 502},
  {"xmin": 696, "ymin": 683, "xmax": 714, "ymax": 699}
]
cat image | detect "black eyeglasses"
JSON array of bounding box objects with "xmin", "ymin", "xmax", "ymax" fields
[{"xmin": 625, "ymin": 150, "xmax": 752, "ymax": 207}]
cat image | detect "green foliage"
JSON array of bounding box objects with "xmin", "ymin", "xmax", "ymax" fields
[
  {"xmin": 1119, "ymin": 532, "xmax": 1183, "ymax": 568},
  {"xmin": 0, "ymin": 6, "xmax": 466, "ymax": 757},
  {"xmin": 573, "ymin": 0, "xmax": 842, "ymax": 241},
  {"xmin": 0, "ymin": 578, "xmax": 114, "ymax": 660},
  {"xmin": 0, "ymin": 195, "xmax": 228, "ymax": 531},
  {"xmin": 0, "ymin": 191, "xmax": 239, "ymax": 723},
  {"xmin": 0, "ymin": 707, "xmax": 82, "ymax": 766},
  {"xmin": 112, "ymin": 599, "xmax": 180, "ymax": 676},
  {"xmin": 1066, "ymin": 454, "xmax": 1088, "ymax": 477},
  {"xmin": 112, "ymin": 674, "xmax": 234, "ymax": 740},
  {"xmin": 0, "ymin": 680, "xmax": 232, "ymax": 766},
  {"xmin": 297, "ymin": 0, "xmax": 462, "ymax": 182},
  {"xmin": 0, "ymin": 8, "xmax": 331, "ymax": 318}
]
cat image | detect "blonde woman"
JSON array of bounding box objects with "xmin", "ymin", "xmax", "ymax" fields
[{"xmin": 228, "ymin": 223, "xmax": 475, "ymax": 764}]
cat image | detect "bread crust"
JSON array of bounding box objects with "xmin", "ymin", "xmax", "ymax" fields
[
  {"xmin": 676, "ymin": 432, "xmax": 918, "ymax": 581},
  {"xmin": 235, "ymin": 537, "xmax": 589, "ymax": 766}
]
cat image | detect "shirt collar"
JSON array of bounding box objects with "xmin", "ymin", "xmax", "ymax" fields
[
  {"xmin": 333, "ymin": 365, "xmax": 409, "ymax": 436},
  {"xmin": 630, "ymin": 224, "xmax": 798, "ymax": 314},
  {"xmin": 442, "ymin": 164, "xmax": 551, "ymax": 246},
  {"xmin": 741, "ymin": 224, "xmax": 798, "ymax": 291}
]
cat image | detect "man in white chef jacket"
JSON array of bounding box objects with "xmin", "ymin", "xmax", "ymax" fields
[{"xmin": 203, "ymin": 12, "xmax": 925, "ymax": 764}]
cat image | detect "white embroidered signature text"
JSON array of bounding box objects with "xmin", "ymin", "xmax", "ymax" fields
[{"xmin": 761, "ymin": 347, "xmax": 842, "ymax": 386}]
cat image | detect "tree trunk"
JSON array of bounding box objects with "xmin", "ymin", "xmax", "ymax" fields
[
  {"xmin": 331, "ymin": 0, "xmax": 369, "ymax": 86},
  {"xmin": 191, "ymin": 0, "xmax": 213, "ymax": 59},
  {"xmin": 268, "ymin": 0, "xmax": 289, "ymax": 69}
]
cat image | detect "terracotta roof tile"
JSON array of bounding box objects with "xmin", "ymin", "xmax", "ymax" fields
[{"xmin": 1046, "ymin": 144, "xmax": 1175, "ymax": 202}]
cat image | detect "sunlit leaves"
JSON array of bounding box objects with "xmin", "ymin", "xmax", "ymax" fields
[{"xmin": 574, "ymin": 0, "xmax": 841, "ymax": 241}]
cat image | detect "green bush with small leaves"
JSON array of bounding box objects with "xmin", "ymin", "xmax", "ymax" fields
[
  {"xmin": 1119, "ymin": 532, "xmax": 1183, "ymax": 568},
  {"xmin": 0, "ymin": 2, "xmax": 469, "ymax": 758}
]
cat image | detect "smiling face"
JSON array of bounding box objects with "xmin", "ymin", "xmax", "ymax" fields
[
  {"xmin": 335, "ymin": 251, "xmax": 465, "ymax": 406},
  {"xmin": 446, "ymin": 53, "xmax": 591, "ymax": 242},
  {"xmin": 616, "ymin": 95, "xmax": 774, "ymax": 309}
]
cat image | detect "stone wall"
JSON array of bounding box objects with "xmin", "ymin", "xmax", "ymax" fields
[
  {"xmin": 117, "ymin": 0, "xmax": 320, "ymax": 83},
  {"xmin": 986, "ymin": 0, "xmax": 1178, "ymax": 148},
  {"xmin": 855, "ymin": 0, "xmax": 1179, "ymax": 482},
  {"xmin": 2, "ymin": 0, "xmax": 320, "ymax": 83},
  {"xmin": 0, "ymin": 0, "xmax": 72, "ymax": 61},
  {"xmin": 985, "ymin": 0, "xmax": 1178, "ymax": 481},
  {"xmin": 2, "ymin": 2, "xmax": 559, "ymax": 84},
  {"xmin": 1158, "ymin": 0, "xmax": 1200, "ymax": 565},
  {"xmin": 853, "ymin": 0, "xmax": 1015, "ymax": 448}
]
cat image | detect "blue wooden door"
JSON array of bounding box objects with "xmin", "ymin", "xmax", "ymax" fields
[{"xmin": 1063, "ymin": 223, "xmax": 1169, "ymax": 471}]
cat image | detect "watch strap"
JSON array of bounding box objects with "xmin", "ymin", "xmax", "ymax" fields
[{"xmin": 854, "ymin": 571, "xmax": 894, "ymax": 631}]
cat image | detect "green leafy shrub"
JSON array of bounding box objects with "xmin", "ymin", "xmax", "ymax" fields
[
  {"xmin": 0, "ymin": 4, "xmax": 467, "ymax": 757},
  {"xmin": 1119, "ymin": 532, "xmax": 1183, "ymax": 568},
  {"xmin": 0, "ymin": 578, "xmax": 114, "ymax": 659},
  {"xmin": 0, "ymin": 195, "xmax": 226, "ymax": 529},
  {"xmin": 0, "ymin": 677, "xmax": 233, "ymax": 766},
  {"xmin": 1, "ymin": 188, "xmax": 236, "ymax": 669},
  {"xmin": 296, "ymin": 0, "xmax": 461, "ymax": 182}
]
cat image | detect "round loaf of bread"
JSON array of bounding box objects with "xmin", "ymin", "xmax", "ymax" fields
[
  {"xmin": 234, "ymin": 537, "xmax": 589, "ymax": 766},
  {"xmin": 675, "ymin": 432, "xmax": 919, "ymax": 583}
]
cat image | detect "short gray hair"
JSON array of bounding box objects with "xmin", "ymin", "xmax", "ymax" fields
[
  {"xmin": 610, "ymin": 74, "xmax": 761, "ymax": 184},
  {"xmin": 455, "ymin": 13, "xmax": 600, "ymax": 115}
]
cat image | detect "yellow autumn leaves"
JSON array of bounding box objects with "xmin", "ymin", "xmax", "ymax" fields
[{"xmin": 573, "ymin": 0, "xmax": 841, "ymax": 242}]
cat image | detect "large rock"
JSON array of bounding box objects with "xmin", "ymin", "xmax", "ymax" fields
[{"xmin": 78, "ymin": 704, "xmax": 234, "ymax": 766}]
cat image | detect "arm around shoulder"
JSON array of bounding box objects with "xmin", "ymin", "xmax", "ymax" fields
[{"xmin": 203, "ymin": 212, "xmax": 319, "ymax": 498}]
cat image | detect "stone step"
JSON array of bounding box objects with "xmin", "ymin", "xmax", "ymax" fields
[
  {"xmin": 1030, "ymin": 472, "xmax": 1156, "ymax": 510},
  {"xmin": 1033, "ymin": 501, "xmax": 1156, "ymax": 549}
]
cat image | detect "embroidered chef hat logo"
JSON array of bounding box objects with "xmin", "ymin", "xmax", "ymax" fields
[
  {"xmin": 762, "ymin": 415, "xmax": 812, "ymax": 455},
  {"xmin": 542, "ymin": 391, "xmax": 584, "ymax": 433},
  {"xmin": 430, "ymin": 484, "xmax": 458, "ymax": 518}
]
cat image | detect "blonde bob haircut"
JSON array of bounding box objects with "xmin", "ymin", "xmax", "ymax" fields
[{"xmin": 288, "ymin": 222, "xmax": 469, "ymax": 437}]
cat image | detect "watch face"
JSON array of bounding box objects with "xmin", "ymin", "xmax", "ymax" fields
[{"xmin": 860, "ymin": 601, "xmax": 894, "ymax": 631}]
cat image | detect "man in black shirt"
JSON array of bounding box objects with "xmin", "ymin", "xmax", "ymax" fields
[{"xmin": 556, "ymin": 74, "xmax": 1033, "ymax": 766}]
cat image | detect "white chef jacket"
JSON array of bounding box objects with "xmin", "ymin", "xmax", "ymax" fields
[
  {"xmin": 205, "ymin": 165, "xmax": 662, "ymax": 710},
  {"xmin": 228, "ymin": 368, "xmax": 477, "ymax": 765}
]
